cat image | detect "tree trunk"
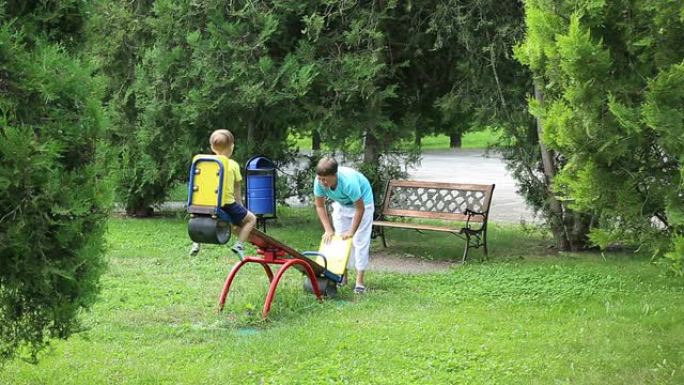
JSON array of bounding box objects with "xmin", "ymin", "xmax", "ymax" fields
[
  {"xmin": 415, "ymin": 130, "xmax": 422, "ymax": 146},
  {"xmin": 363, "ymin": 130, "xmax": 379, "ymax": 164},
  {"xmin": 312, "ymin": 130, "xmax": 321, "ymax": 151},
  {"xmin": 126, "ymin": 203, "xmax": 153, "ymax": 217},
  {"xmin": 449, "ymin": 132, "xmax": 462, "ymax": 148},
  {"xmin": 568, "ymin": 212, "xmax": 592, "ymax": 251},
  {"xmin": 534, "ymin": 79, "xmax": 570, "ymax": 250}
]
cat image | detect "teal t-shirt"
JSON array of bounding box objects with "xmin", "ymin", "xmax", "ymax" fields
[{"xmin": 314, "ymin": 167, "xmax": 374, "ymax": 206}]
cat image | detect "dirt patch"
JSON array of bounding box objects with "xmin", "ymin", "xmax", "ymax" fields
[{"xmin": 367, "ymin": 250, "xmax": 460, "ymax": 274}]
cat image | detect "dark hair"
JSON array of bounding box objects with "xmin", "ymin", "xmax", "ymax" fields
[{"xmin": 316, "ymin": 157, "xmax": 338, "ymax": 176}]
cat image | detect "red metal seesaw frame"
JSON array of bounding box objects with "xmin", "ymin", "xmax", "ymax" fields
[{"xmin": 217, "ymin": 246, "xmax": 323, "ymax": 319}]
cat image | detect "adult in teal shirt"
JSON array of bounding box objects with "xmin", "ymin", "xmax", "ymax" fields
[{"xmin": 314, "ymin": 157, "xmax": 374, "ymax": 294}]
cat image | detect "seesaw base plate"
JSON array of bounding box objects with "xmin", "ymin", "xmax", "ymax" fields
[{"xmin": 303, "ymin": 277, "xmax": 338, "ymax": 298}]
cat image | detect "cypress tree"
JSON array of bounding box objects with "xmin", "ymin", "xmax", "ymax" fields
[
  {"xmin": 0, "ymin": 1, "xmax": 110, "ymax": 361},
  {"xmin": 516, "ymin": 0, "xmax": 684, "ymax": 267}
]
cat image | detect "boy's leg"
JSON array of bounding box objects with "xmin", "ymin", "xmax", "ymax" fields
[
  {"xmin": 237, "ymin": 211, "xmax": 257, "ymax": 242},
  {"xmin": 231, "ymin": 211, "xmax": 257, "ymax": 259},
  {"xmin": 189, "ymin": 242, "xmax": 201, "ymax": 256}
]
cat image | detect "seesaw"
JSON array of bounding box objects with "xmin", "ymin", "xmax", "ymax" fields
[
  {"xmin": 216, "ymin": 228, "xmax": 351, "ymax": 318},
  {"xmin": 186, "ymin": 154, "xmax": 351, "ymax": 318}
]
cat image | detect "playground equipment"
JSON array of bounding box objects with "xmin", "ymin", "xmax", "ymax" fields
[
  {"xmin": 186, "ymin": 154, "xmax": 352, "ymax": 318},
  {"xmin": 217, "ymin": 229, "xmax": 351, "ymax": 318},
  {"xmin": 186, "ymin": 154, "xmax": 234, "ymax": 244}
]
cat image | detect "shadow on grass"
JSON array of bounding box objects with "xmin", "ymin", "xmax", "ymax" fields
[{"xmin": 372, "ymin": 222, "xmax": 555, "ymax": 263}]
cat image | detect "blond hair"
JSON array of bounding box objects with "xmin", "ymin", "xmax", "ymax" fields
[{"xmin": 209, "ymin": 129, "xmax": 235, "ymax": 152}]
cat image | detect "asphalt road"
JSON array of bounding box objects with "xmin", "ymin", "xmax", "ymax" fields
[{"xmin": 407, "ymin": 148, "xmax": 536, "ymax": 223}]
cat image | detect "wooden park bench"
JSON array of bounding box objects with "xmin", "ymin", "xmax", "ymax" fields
[{"xmin": 372, "ymin": 180, "xmax": 495, "ymax": 263}]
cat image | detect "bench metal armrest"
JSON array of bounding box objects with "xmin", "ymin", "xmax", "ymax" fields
[
  {"xmin": 464, "ymin": 209, "xmax": 486, "ymax": 220},
  {"xmin": 464, "ymin": 209, "xmax": 487, "ymax": 231}
]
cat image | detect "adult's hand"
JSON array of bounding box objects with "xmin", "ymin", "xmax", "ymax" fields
[
  {"xmin": 341, "ymin": 231, "xmax": 354, "ymax": 240},
  {"xmin": 322, "ymin": 230, "xmax": 334, "ymax": 244}
]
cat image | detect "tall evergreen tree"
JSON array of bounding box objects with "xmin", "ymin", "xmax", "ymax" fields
[
  {"xmin": 516, "ymin": 0, "xmax": 684, "ymax": 266},
  {"xmin": 0, "ymin": 1, "xmax": 109, "ymax": 361},
  {"xmin": 91, "ymin": 0, "xmax": 320, "ymax": 214},
  {"xmin": 88, "ymin": 0, "xmax": 155, "ymax": 216}
]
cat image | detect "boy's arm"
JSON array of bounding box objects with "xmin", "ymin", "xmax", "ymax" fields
[{"xmin": 234, "ymin": 181, "xmax": 242, "ymax": 205}]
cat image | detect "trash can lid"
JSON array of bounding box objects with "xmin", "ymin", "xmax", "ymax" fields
[{"xmin": 246, "ymin": 155, "xmax": 275, "ymax": 170}]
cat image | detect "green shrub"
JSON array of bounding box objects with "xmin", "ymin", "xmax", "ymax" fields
[{"xmin": 0, "ymin": 22, "xmax": 110, "ymax": 362}]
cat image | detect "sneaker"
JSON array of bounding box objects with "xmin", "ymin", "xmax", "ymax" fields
[
  {"xmin": 353, "ymin": 285, "xmax": 366, "ymax": 294},
  {"xmin": 231, "ymin": 244, "xmax": 245, "ymax": 260},
  {"xmin": 189, "ymin": 243, "xmax": 201, "ymax": 256}
]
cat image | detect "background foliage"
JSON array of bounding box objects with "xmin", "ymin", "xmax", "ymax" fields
[{"xmin": 90, "ymin": 0, "xmax": 525, "ymax": 213}]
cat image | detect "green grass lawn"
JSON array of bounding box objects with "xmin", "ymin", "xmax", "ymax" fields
[
  {"xmin": 4, "ymin": 208, "xmax": 683, "ymax": 384},
  {"xmin": 417, "ymin": 128, "xmax": 501, "ymax": 150},
  {"xmin": 293, "ymin": 128, "xmax": 500, "ymax": 152}
]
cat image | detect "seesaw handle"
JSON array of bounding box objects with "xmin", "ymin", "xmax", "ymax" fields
[{"xmin": 302, "ymin": 251, "xmax": 327, "ymax": 270}]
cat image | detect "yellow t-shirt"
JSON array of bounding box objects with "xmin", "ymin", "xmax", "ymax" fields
[{"xmin": 221, "ymin": 157, "xmax": 242, "ymax": 205}]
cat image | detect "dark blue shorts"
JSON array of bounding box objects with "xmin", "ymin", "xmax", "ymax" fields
[{"xmin": 222, "ymin": 202, "xmax": 249, "ymax": 224}]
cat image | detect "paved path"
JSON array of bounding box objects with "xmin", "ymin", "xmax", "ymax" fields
[
  {"xmin": 408, "ymin": 148, "xmax": 536, "ymax": 223},
  {"xmin": 368, "ymin": 250, "xmax": 460, "ymax": 273},
  {"xmin": 166, "ymin": 148, "xmax": 536, "ymax": 223}
]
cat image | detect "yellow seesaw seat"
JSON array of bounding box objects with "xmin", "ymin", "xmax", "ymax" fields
[
  {"xmin": 313, "ymin": 236, "xmax": 353, "ymax": 277},
  {"xmin": 188, "ymin": 154, "xmax": 234, "ymax": 209}
]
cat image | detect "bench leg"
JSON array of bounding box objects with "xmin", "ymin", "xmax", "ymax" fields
[
  {"xmin": 462, "ymin": 233, "xmax": 470, "ymax": 263},
  {"xmin": 380, "ymin": 227, "xmax": 388, "ymax": 248},
  {"xmin": 483, "ymin": 227, "xmax": 489, "ymax": 260}
]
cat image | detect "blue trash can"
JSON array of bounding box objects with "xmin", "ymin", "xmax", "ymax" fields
[{"xmin": 245, "ymin": 155, "xmax": 276, "ymax": 231}]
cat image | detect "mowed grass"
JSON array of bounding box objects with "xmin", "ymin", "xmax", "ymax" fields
[
  {"xmin": 292, "ymin": 128, "xmax": 501, "ymax": 152},
  {"xmin": 417, "ymin": 128, "xmax": 501, "ymax": 150},
  {"xmin": 3, "ymin": 207, "xmax": 684, "ymax": 384}
]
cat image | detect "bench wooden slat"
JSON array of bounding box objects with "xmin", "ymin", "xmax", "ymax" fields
[
  {"xmin": 386, "ymin": 180, "xmax": 494, "ymax": 191},
  {"xmin": 379, "ymin": 209, "xmax": 483, "ymax": 222},
  {"xmin": 372, "ymin": 220, "xmax": 463, "ymax": 233}
]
